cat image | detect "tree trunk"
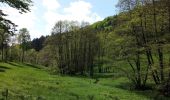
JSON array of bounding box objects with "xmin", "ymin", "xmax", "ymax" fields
[
  {"xmin": 1, "ymin": 34, "xmax": 4, "ymax": 61},
  {"xmin": 5, "ymin": 46, "xmax": 8, "ymax": 62},
  {"xmin": 168, "ymin": 6, "xmax": 170, "ymax": 32},
  {"xmin": 152, "ymin": 0, "xmax": 158, "ymax": 42},
  {"xmin": 1, "ymin": 42, "xmax": 4, "ymax": 61},
  {"xmin": 22, "ymin": 49, "xmax": 24, "ymax": 63},
  {"xmin": 158, "ymin": 47, "xmax": 164, "ymax": 82}
]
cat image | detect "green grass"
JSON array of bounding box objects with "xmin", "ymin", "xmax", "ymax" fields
[{"xmin": 0, "ymin": 62, "xmax": 165, "ymax": 100}]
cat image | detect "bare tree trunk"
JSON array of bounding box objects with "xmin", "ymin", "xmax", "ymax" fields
[
  {"xmin": 1, "ymin": 42, "xmax": 4, "ymax": 61},
  {"xmin": 22, "ymin": 48, "xmax": 24, "ymax": 63},
  {"xmin": 168, "ymin": 6, "xmax": 170, "ymax": 32},
  {"xmin": 1, "ymin": 34, "xmax": 4, "ymax": 61},
  {"xmin": 158, "ymin": 47, "xmax": 164, "ymax": 81},
  {"xmin": 152, "ymin": 0, "xmax": 164, "ymax": 83},
  {"xmin": 5, "ymin": 45, "xmax": 8, "ymax": 62},
  {"xmin": 152, "ymin": 0, "xmax": 158, "ymax": 42}
]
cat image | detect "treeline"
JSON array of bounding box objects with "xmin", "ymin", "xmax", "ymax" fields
[
  {"xmin": 46, "ymin": 21, "xmax": 99, "ymax": 75},
  {"xmin": 0, "ymin": 1, "xmax": 115, "ymax": 77},
  {"xmin": 0, "ymin": 0, "xmax": 32, "ymax": 62},
  {"xmin": 0, "ymin": 21, "xmax": 103, "ymax": 77}
]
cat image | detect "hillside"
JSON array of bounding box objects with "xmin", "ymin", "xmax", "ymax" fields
[{"xmin": 0, "ymin": 62, "xmax": 155, "ymax": 100}]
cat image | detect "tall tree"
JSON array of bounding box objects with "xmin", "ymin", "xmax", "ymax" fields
[
  {"xmin": 0, "ymin": 0, "xmax": 32, "ymax": 33},
  {"xmin": 0, "ymin": 0, "xmax": 32, "ymax": 62},
  {"xmin": 18, "ymin": 28, "xmax": 30, "ymax": 62},
  {"xmin": 31, "ymin": 36, "xmax": 46, "ymax": 51}
]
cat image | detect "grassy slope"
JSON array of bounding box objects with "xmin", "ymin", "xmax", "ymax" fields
[{"xmin": 0, "ymin": 62, "xmax": 156, "ymax": 100}]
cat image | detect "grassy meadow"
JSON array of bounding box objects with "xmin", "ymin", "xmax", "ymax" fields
[{"xmin": 0, "ymin": 62, "xmax": 166, "ymax": 100}]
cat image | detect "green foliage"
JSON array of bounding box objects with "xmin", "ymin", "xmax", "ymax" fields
[
  {"xmin": 2, "ymin": 0, "xmax": 170, "ymax": 97},
  {"xmin": 9, "ymin": 44, "xmax": 21, "ymax": 61},
  {"xmin": 44, "ymin": 21, "xmax": 99, "ymax": 76},
  {"xmin": 92, "ymin": 16, "xmax": 118, "ymax": 31},
  {"xmin": 0, "ymin": 0, "xmax": 32, "ymax": 47},
  {"xmin": 37, "ymin": 45, "xmax": 55, "ymax": 67},
  {"xmin": 18, "ymin": 28, "xmax": 31, "ymax": 62},
  {"xmin": 31, "ymin": 36, "xmax": 47, "ymax": 51},
  {"xmin": 0, "ymin": 0, "xmax": 32, "ymax": 13},
  {"xmin": 25, "ymin": 49, "xmax": 37, "ymax": 64}
]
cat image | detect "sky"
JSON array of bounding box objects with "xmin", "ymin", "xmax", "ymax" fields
[{"xmin": 1, "ymin": 0, "xmax": 119, "ymax": 39}]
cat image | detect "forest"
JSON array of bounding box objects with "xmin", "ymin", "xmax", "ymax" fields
[{"xmin": 1, "ymin": 0, "xmax": 170, "ymax": 100}]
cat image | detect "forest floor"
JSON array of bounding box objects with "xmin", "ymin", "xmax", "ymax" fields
[{"xmin": 0, "ymin": 62, "xmax": 167, "ymax": 100}]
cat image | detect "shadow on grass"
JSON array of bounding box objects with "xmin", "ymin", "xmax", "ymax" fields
[
  {"xmin": 7, "ymin": 62, "xmax": 41, "ymax": 69},
  {"xmin": 0, "ymin": 69, "xmax": 5, "ymax": 72},
  {"xmin": 114, "ymin": 82, "xmax": 170, "ymax": 100},
  {"xmin": 7, "ymin": 62, "xmax": 24, "ymax": 68},
  {"xmin": 23, "ymin": 63, "xmax": 41, "ymax": 69},
  {"xmin": 0, "ymin": 66, "xmax": 11, "ymax": 69},
  {"xmin": 0, "ymin": 65, "xmax": 11, "ymax": 72},
  {"xmin": 94, "ymin": 73, "xmax": 115, "ymax": 78},
  {"xmin": 65, "ymin": 73, "xmax": 115, "ymax": 79},
  {"xmin": 114, "ymin": 82, "xmax": 152, "ymax": 99}
]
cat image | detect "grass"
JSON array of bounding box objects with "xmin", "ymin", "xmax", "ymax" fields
[{"xmin": 0, "ymin": 62, "xmax": 167, "ymax": 100}]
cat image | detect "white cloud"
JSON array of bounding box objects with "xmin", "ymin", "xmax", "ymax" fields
[
  {"xmin": 42, "ymin": 0, "xmax": 60, "ymax": 11},
  {"xmin": 43, "ymin": 0, "xmax": 103, "ymax": 34},
  {"xmin": 8, "ymin": 9, "xmax": 35, "ymax": 28},
  {"xmin": 64, "ymin": 1, "xmax": 92, "ymax": 17},
  {"xmin": 63, "ymin": 0, "xmax": 103, "ymax": 22},
  {"xmin": 1, "ymin": 5, "xmax": 39, "ymax": 39},
  {"xmin": 1, "ymin": 0, "xmax": 103, "ymax": 39}
]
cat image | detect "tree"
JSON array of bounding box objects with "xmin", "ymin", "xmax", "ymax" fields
[
  {"xmin": 0, "ymin": 0, "xmax": 32, "ymax": 62},
  {"xmin": 18, "ymin": 28, "xmax": 30, "ymax": 62},
  {"xmin": 0, "ymin": 0, "xmax": 32, "ymax": 36},
  {"xmin": 31, "ymin": 36, "xmax": 46, "ymax": 51},
  {"xmin": 114, "ymin": 0, "xmax": 170, "ymax": 91},
  {"xmin": 44, "ymin": 20, "xmax": 99, "ymax": 76}
]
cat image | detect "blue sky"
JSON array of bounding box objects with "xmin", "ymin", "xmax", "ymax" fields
[{"xmin": 2, "ymin": 0, "xmax": 118, "ymax": 39}]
